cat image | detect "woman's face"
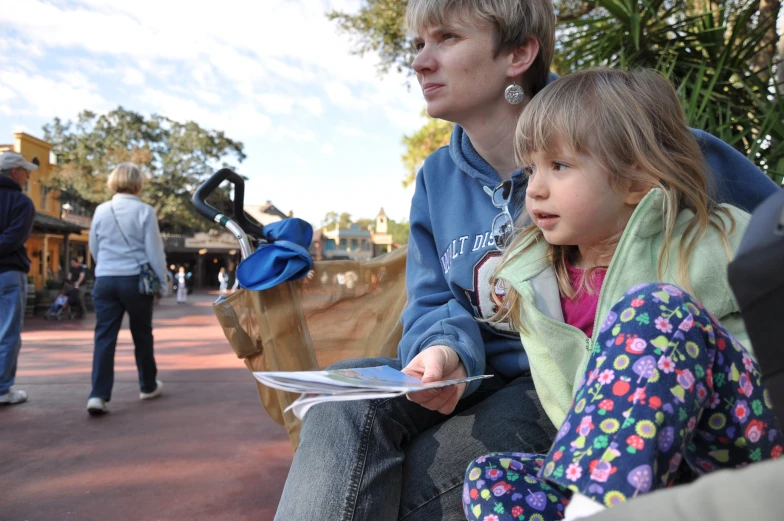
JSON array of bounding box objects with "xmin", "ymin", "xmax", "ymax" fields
[{"xmin": 411, "ymin": 15, "xmax": 511, "ymax": 124}]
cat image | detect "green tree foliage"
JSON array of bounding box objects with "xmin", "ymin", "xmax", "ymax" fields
[
  {"xmin": 401, "ymin": 110, "xmax": 454, "ymax": 187},
  {"xmin": 327, "ymin": 0, "xmax": 413, "ymax": 75},
  {"xmin": 557, "ymin": 0, "xmax": 784, "ymax": 182},
  {"xmin": 329, "ymin": 0, "xmax": 784, "ymax": 185},
  {"xmin": 387, "ymin": 219, "xmax": 410, "ymax": 245},
  {"xmin": 43, "ymin": 107, "xmax": 246, "ymax": 232}
]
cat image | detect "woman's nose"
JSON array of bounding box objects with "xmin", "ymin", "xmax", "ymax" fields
[{"xmin": 412, "ymin": 46, "xmax": 436, "ymax": 75}]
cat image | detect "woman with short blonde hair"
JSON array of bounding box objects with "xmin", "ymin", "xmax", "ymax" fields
[
  {"xmin": 106, "ymin": 162, "xmax": 144, "ymax": 195},
  {"xmin": 86, "ymin": 162, "xmax": 167, "ymax": 415}
]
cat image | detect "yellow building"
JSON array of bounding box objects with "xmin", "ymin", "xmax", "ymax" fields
[{"xmin": 0, "ymin": 133, "xmax": 86, "ymax": 289}]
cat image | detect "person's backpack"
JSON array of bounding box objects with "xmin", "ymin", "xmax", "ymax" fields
[{"xmin": 727, "ymin": 189, "xmax": 784, "ymax": 424}]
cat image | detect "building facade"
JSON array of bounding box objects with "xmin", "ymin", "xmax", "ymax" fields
[{"xmin": 310, "ymin": 208, "xmax": 396, "ymax": 261}]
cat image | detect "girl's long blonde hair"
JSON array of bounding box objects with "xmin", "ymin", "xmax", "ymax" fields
[{"xmin": 493, "ymin": 68, "xmax": 735, "ymax": 331}]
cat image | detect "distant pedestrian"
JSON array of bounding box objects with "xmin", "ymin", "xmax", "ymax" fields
[
  {"xmin": 66, "ymin": 257, "xmax": 87, "ymax": 318},
  {"xmin": 86, "ymin": 163, "xmax": 167, "ymax": 415},
  {"xmin": 175, "ymin": 267, "xmax": 188, "ymax": 303},
  {"xmin": 0, "ymin": 152, "xmax": 36, "ymax": 405},
  {"xmin": 218, "ymin": 266, "xmax": 229, "ymax": 295}
]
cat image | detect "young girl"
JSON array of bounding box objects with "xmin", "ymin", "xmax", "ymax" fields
[
  {"xmin": 175, "ymin": 266, "xmax": 188, "ymax": 303},
  {"xmin": 218, "ymin": 267, "xmax": 229, "ymax": 295},
  {"xmin": 463, "ymin": 68, "xmax": 783, "ymax": 521}
]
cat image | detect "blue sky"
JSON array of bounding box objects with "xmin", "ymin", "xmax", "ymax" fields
[{"xmin": 0, "ymin": 0, "xmax": 426, "ymax": 228}]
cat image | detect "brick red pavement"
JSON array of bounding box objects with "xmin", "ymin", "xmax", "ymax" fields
[{"xmin": 0, "ymin": 292, "xmax": 293, "ymax": 521}]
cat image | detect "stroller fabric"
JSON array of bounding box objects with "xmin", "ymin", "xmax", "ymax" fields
[
  {"xmin": 215, "ymin": 236, "xmax": 406, "ymax": 448},
  {"xmin": 728, "ymin": 189, "xmax": 784, "ymax": 421}
]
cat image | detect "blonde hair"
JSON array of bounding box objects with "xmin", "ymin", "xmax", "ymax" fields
[
  {"xmin": 406, "ymin": 0, "xmax": 555, "ymax": 96},
  {"xmin": 494, "ymin": 68, "xmax": 735, "ymax": 331},
  {"xmin": 107, "ymin": 162, "xmax": 143, "ymax": 194}
]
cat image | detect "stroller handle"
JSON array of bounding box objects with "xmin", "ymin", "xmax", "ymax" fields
[
  {"xmin": 193, "ymin": 168, "xmax": 265, "ymax": 238},
  {"xmin": 192, "ymin": 168, "xmax": 263, "ymax": 260}
]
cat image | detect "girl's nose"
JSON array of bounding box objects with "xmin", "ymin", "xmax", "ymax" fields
[{"xmin": 525, "ymin": 172, "xmax": 547, "ymax": 200}]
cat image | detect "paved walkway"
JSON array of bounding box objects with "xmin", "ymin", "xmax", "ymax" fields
[{"xmin": 1, "ymin": 292, "xmax": 293, "ymax": 521}]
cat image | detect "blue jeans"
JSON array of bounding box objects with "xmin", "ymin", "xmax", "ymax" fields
[
  {"xmin": 275, "ymin": 357, "xmax": 557, "ymax": 521},
  {"xmin": 0, "ymin": 271, "xmax": 27, "ymax": 395},
  {"xmin": 90, "ymin": 276, "xmax": 157, "ymax": 400}
]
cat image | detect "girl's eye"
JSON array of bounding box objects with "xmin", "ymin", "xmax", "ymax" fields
[
  {"xmin": 443, "ymin": 33, "xmax": 457, "ymax": 41},
  {"xmin": 552, "ymin": 162, "xmax": 568, "ymax": 171},
  {"xmin": 412, "ymin": 41, "xmax": 425, "ymax": 52},
  {"xmin": 523, "ymin": 166, "xmax": 536, "ymax": 177}
]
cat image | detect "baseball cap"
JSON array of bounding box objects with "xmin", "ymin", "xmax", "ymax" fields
[{"xmin": 0, "ymin": 152, "xmax": 39, "ymax": 171}]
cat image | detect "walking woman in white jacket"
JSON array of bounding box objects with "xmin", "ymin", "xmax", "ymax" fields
[{"xmin": 86, "ymin": 163, "xmax": 167, "ymax": 415}]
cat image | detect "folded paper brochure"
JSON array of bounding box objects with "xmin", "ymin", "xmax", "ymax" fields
[{"xmin": 253, "ymin": 365, "xmax": 492, "ymax": 419}]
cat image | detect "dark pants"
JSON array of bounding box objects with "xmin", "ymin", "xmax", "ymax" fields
[
  {"xmin": 90, "ymin": 276, "xmax": 157, "ymax": 400},
  {"xmin": 275, "ymin": 357, "xmax": 557, "ymax": 521}
]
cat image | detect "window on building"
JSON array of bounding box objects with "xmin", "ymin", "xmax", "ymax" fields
[
  {"xmin": 340, "ymin": 239, "xmax": 347, "ymax": 249},
  {"xmin": 30, "ymin": 158, "xmax": 40, "ymax": 196},
  {"xmin": 40, "ymin": 186, "xmax": 49, "ymax": 211},
  {"xmin": 351, "ymin": 239, "xmax": 358, "ymax": 251}
]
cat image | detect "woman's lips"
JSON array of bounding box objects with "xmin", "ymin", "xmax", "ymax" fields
[{"xmin": 422, "ymin": 83, "xmax": 444, "ymax": 96}]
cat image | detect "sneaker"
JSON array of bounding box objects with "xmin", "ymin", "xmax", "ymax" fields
[
  {"xmin": 140, "ymin": 380, "xmax": 163, "ymax": 400},
  {"xmin": 87, "ymin": 397, "xmax": 108, "ymax": 415},
  {"xmin": 0, "ymin": 389, "xmax": 28, "ymax": 405}
]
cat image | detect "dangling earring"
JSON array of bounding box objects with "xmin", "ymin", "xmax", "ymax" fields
[{"xmin": 504, "ymin": 78, "xmax": 525, "ymax": 105}]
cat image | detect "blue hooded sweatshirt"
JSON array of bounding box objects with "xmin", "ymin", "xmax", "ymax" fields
[{"xmin": 398, "ymin": 125, "xmax": 780, "ymax": 394}]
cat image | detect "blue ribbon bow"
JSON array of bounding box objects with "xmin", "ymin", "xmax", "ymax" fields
[{"xmin": 236, "ymin": 218, "xmax": 314, "ymax": 291}]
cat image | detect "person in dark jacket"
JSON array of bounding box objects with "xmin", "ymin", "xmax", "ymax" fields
[{"xmin": 0, "ymin": 152, "xmax": 37, "ymax": 405}]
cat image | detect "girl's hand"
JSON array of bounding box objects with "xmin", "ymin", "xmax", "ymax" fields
[{"xmin": 402, "ymin": 345, "xmax": 467, "ymax": 414}]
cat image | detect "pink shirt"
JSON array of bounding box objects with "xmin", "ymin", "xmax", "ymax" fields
[{"xmin": 560, "ymin": 264, "xmax": 607, "ymax": 338}]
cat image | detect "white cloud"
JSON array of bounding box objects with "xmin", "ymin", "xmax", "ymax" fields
[
  {"xmin": 324, "ymin": 81, "xmax": 370, "ymax": 110},
  {"xmin": 0, "ymin": 68, "xmax": 109, "ymax": 119},
  {"xmin": 384, "ymin": 106, "xmax": 427, "ymax": 133},
  {"xmin": 141, "ymin": 88, "xmax": 272, "ymax": 138},
  {"xmin": 300, "ymin": 97, "xmax": 323, "ymax": 116},
  {"xmin": 256, "ymin": 93, "xmax": 323, "ymax": 117},
  {"xmin": 321, "ymin": 143, "xmax": 334, "ymax": 155},
  {"xmin": 122, "ymin": 68, "xmax": 146, "ymax": 87},
  {"xmin": 335, "ymin": 125, "xmax": 365, "ymax": 137}
]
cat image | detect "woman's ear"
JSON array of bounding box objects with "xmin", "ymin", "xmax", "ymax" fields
[{"xmin": 508, "ymin": 36, "xmax": 539, "ymax": 78}]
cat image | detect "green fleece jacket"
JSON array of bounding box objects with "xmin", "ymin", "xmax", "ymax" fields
[{"xmin": 498, "ymin": 188, "xmax": 751, "ymax": 429}]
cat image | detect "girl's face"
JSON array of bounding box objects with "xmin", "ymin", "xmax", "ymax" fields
[
  {"xmin": 411, "ymin": 15, "xmax": 512, "ymax": 124},
  {"xmin": 524, "ymin": 144, "xmax": 639, "ymax": 267}
]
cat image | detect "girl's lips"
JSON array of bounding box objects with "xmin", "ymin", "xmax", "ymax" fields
[{"xmin": 533, "ymin": 213, "xmax": 560, "ymax": 230}]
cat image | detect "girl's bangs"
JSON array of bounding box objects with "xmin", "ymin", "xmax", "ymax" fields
[{"xmin": 515, "ymin": 85, "xmax": 595, "ymax": 165}]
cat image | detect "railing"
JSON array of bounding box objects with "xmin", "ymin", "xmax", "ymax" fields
[{"xmin": 61, "ymin": 213, "xmax": 92, "ymax": 228}]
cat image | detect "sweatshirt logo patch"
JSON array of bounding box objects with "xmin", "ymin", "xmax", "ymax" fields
[
  {"xmin": 439, "ymin": 232, "xmax": 497, "ymax": 275},
  {"xmin": 465, "ymin": 250, "xmax": 514, "ymax": 333}
]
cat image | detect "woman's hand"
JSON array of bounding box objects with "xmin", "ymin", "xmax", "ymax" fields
[{"xmin": 402, "ymin": 345, "xmax": 467, "ymax": 414}]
